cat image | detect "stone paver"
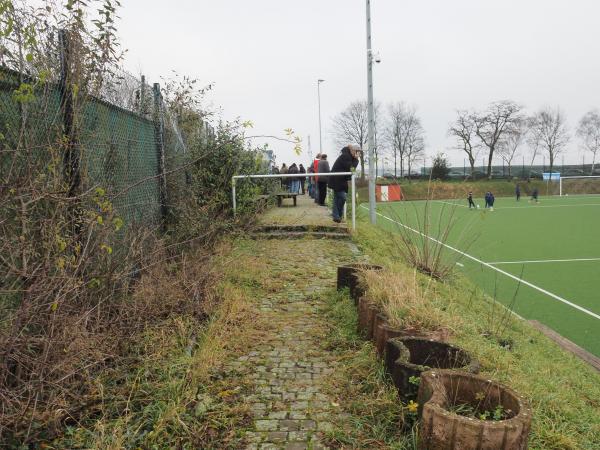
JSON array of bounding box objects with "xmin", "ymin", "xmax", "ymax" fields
[{"xmin": 220, "ymin": 196, "xmax": 365, "ymax": 449}]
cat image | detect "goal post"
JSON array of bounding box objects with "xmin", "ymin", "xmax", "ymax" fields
[
  {"xmin": 559, "ymin": 175, "xmax": 600, "ymax": 196},
  {"xmin": 232, "ymin": 172, "xmax": 357, "ymax": 230}
]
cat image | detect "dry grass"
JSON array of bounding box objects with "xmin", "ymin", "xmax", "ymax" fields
[
  {"xmin": 363, "ymin": 269, "xmax": 452, "ymax": 334},
  {"xmin": 48, "ymin": 239, "xmax": 268, "ymax": 449}
]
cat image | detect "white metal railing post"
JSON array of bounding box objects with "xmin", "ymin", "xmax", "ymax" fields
[
  {"xmin": 232, "ymin": 177, "xmax": 237, "ymax": 215},
  {"xmin": 351, "ymin": 173, "xmax": 356, "ymax": 230}
]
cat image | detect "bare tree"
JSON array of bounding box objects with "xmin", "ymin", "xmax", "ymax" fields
[
  {"xmin": 448, "ymin": 110, "xmax": 478, "ymax": 176},
  {"xmin": 472, "ymin": 100, "xmax": 523, "ymax": 178},
  {"xmin": 385, "ymin": 102, "xmax": 423, "ymax": 178},
  {"xmin": 576, "ymin": 110, "xmax": 600, "ymax": 174},
  {"xmin": 331, "ymin": 100, "xmax": 380, "ymax": 180},
  {"xmin": 497, "ymin": 118, "xmax": 528, "ymax": 177},
  {"xmin": 406, "ymin": 132, "xmax": 425, "ymax": 180},
  {"xmin": 529, "ymin": 106, "xmax": 570, "ymax": 175}
]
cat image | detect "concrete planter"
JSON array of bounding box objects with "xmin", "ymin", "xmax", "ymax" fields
[
  {"xmin": 357, "ymin": 297, "xmax": 381, "ymax": 340},
  {"xmin": 417, "ymin": 370, "xmax": 532, "ymax": 450},
  {"xmin": 372, "ymin": 315, "xmax": 450, "ymax": 356},
  {"xmin": 385, "ymin": 337, "xmax": 478, "ymax": 400},
  {"xmin": 336, "ymin": 263, "xmax": 383, "ymax": 305}
]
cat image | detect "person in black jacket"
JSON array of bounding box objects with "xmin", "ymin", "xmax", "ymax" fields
[
  {"xmin": 328, "ymin": 145, "xmax": 360, "ymax": 222},
  {"xmin": 299, "ymin": 164, "xmax": 306, "ymax": 195},
  {"xmin": 317, "ymin": 155, "xmax": 330, "ymax": 205}
]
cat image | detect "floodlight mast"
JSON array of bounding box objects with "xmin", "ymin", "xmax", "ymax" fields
[{"xmin": 366, "ymin": 0, "xmax": 376, "ymax": 224}]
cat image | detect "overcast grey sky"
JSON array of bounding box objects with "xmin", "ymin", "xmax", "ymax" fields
[{"xmin": 118, "ymin": 0, "xmax": 600, "ymax": 168}]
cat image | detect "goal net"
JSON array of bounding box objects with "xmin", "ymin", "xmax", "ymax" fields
[{"xmin": 559, "ymin": 176, "xmax": 600, "ymax": 196}]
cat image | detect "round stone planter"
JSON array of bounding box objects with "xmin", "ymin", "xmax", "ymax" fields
[
  {"xmin": 336, "ymin": 263, "xmax": 383, "ymax": 305},
  {"xmin": 357, "ymin": 297, "xmax": 381, "ymax": 340},
  {"xmin": 384, "ymin": 337, "xmax": 478, "ymax": 400},
  {"xmin": 372, "ymin": 316, "xmax": 449, "ymax": 356},
  {"xmin": 417, "ymin": 369, "xmax": 532, "ymax": 450}
]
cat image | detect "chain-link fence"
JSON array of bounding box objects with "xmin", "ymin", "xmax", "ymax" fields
[{"xmin": 0, "ymin": 49, "xmax": 210, "ymax": 232}]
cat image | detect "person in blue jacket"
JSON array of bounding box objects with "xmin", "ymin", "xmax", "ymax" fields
[
  {"xmin": 515, "ymin": 184, "xmax": 521, "ymax": 201},
  {"xmin": 489, "ymin": 192, "xmax": 495, "ymax": 211},
  {"xmin": 484, "ymin": 192, "xmax": 491, "ymax": 208}
]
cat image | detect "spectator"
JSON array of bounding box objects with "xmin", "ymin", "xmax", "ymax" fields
[
  {"xmin": 307, "ymin": 164, "xmax": 315, "ymax": 198},
  {"xmin": 288, "ymin": 163, "xmax": 300, "ymax": 193},
  {"xmin": 280, "ymin": 163, "xmax": 288, "ymax": 191},
  {"xmin": 299, "ymin": 164, "xmax": 306, "ymax": 195},
  {"xmin": 328, "ymin": 145, "xmax": 360, "ymax": 223},
  {"xmin": 313, "ymin": 153, "xmax": 322, "ymax": 203},
  {"xmin": 317, "ymin": 154, "xmax": 330, "ymax": 205}
]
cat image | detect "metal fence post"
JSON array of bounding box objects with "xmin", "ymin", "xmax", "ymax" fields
[
  {"xmin": 153, "ymin": 83, "xmax": 168, "ymax": 226},
  {"xmin": 59, "ymin": 29, "xmax": 80, "ymax": 198},
  {"xmin": 351, "ymin": 173, "xmax": 356, "ymax": 231},
  {"xmin": 232, "ymin": 177, "xmax": 237, "ymax": 215}
]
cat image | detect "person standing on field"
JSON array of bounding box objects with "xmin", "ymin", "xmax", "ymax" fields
[
  {"xmin": 531, "ymin": 187, "xmax": 539, "ymax": 203},
  {"xmin": 515, "ymin": 184, "xmax": 521, "ymax": 201},
  {"xmin": 467, "ymin": 191, "xmax": 476, "ymax": 209},
  {"xmin": 489, "ymin": 192, "xmax": 495, "ymax": 211},
  {"xmin": 317, "ymin": 154, "xmax": 330, "ymax": 205},
  {"xmin": 328, "ymin": 145, "xmax": 360, "ymax": 223}
]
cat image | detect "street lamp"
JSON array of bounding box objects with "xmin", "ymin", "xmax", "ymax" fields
[
  {"xmin": 317, "ymin": 79, "xmax": 325, "ymax": 154},
  {"xmin": 365, "ymin": 0, "xmax": 376, "ymax": 224}
]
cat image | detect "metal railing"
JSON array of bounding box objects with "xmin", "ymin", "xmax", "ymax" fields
[{"xmin": 232, "ymin": 172, "xmax": 357, "ymax": 230}]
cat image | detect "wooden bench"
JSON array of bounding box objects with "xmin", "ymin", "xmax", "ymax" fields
[
  {"xmin": 276, "ymin": 192, "xmax": 298, "ymax": 207},
  {"xmin": 250, "ymin": 194, "xmax": 270, "ymax": 210}
]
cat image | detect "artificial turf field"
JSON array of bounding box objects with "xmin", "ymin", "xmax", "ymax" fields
[{"xmin": 361, "ymin": 194, "xmax": 600, "ymax": 357}]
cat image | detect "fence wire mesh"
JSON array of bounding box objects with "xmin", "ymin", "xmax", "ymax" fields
[{"xmin": 0, "ymin": 57, "xmax": 206, "ymax": 231}]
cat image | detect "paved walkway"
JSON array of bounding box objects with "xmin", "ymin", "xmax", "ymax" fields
[
  {"xmin": 222, "ymin": 197, "xmax": 364, "ymax": 449},
  {"xmin": 259, "ymin": 193, "xmax": 348, "ymax": 229}
]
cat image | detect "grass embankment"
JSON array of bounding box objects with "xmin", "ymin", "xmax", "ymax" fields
[
  {"xmin": 352, "ymin": 221, "xmax": 600, "ymax": 449},
  {"xmin": 357, "ymin": 179, "xmax": 551, "ymax": 202},
  {"xmin": 319, "ymin": 289, "xmax": 418, "ymax": 449},
  {"xmin": 51, "ymin": 241, "xmax": 269, "ymax": 449}
]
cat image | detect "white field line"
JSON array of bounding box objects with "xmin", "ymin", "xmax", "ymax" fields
[
  {"xmin": 498, "ymin": 203, "xmax": 600, "ymax": 210},
  {"xmin": 361, "ymin": 205, "xmax": 600, "ymax": 321},
  {"xmin": 434, "ymin": 200, "xmax": 600, "ymax": 210},
  {"xmin": 436, "ymin": 201, "xmax": 468, "ymax": 208},
  {"xmin": 489, "ymin": 257, "xmax": 600, "ymax": 265}
]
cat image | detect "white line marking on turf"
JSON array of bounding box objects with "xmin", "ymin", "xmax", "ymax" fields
[
  {"xmin": 455, "ymin": 262, "xmax": 465, "ymax": 267},
  {"xmin": 434, "ymin": 201, "xmax": 600, "ymax": 210},
  {"xmin": 489, "ymin": 257, "xmax": 600, "ymax": 265},
  {"xmin": 361, "ymin": 205, "xmax": 600, "ymax": 321},
  {"xmin": 498, "ymin": 203, "xmax": 600, "ymax": 210},
  {"xmin": 436, "ymin": 201, "xmax": 467, "ymax": 208}
]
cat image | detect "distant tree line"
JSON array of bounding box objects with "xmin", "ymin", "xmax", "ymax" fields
[{"xmin": 331, "ymin": 99, "xmax": 600, "ymax": 179}]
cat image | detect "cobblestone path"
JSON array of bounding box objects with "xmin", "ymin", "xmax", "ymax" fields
[{"xmin": 224, "ymin": 239, "xmax": 362, "ymax": 449}]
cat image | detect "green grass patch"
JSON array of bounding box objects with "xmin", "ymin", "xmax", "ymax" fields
[
  {"xmin": 369, "ymin": 195, "xmax": 600, "ymax": 357},
  {"xmin": 352, "ymin": 219, "xmax": 600, "ymax": 449}
]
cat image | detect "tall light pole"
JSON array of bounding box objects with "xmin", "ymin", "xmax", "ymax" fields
[
  {"xmin": 366, "ymin": 0, "xmax": 376, "ymax": 224},
  {"xmin": 317, "ymin": 79, "xmax": 325, "ymax": 154}
]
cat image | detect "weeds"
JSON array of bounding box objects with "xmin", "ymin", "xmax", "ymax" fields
[
  {"xmin": 319, "ymin": 289, "xmax": 418, "ymax": 449},
  {"xmin": 363, "ymin": 269, "xmax": 451, "ymax": 334},
  {"xmin": 385, "ymin": 182, "xmax": 477, "ymax": 280}
]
